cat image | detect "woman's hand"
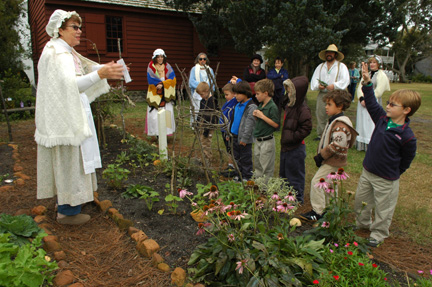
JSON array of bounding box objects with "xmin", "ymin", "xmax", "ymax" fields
[
  {"xmin": 157, "ymin": 83, "xmax": 163, "ymax": 90},
  {"xmin": 360, "ymin": 100, "xmax": 366, "ymax": 107},
  {"xmin": 361, "ymin": 62, "xmax": 370, "ymax": 83},
  {"xmin": 97, "ymin": 61, "xmax": 125, "ymax": 80}
]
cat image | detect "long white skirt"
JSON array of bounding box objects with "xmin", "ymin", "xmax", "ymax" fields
[{"xmin": 145, "ymin": 102, "xmax": 176, "ymax": 136}]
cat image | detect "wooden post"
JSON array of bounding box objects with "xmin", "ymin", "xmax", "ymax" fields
[
  {"xmin": 0, "ymin": 81, "xmax": 13, "ymax": 142},
  {"xmin": 157, "ymin": 109, "xmax": 168, "ymax": 159}
]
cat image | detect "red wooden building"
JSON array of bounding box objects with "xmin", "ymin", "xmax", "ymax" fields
[{"xmin": 28, "ymin": 0, "xmax": 251, "ymax": 91}]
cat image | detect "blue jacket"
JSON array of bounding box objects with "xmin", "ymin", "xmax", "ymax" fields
[
  {"xmin": 362, "ymin": 85, "xmax": 416, "ymax": 180},
  {"xmin": 229, "ymin": 99, "xmax": 257, "ymax": 144},
  {"xmin": 267, "ymin": 67, "xmax": 289, "ymax": 92},
  {"xmin": 220, "ymin": 98, "xmax": 237, "ymax": 132}
]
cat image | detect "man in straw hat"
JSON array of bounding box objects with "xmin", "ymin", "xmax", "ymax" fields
[{"xmin": 310, "ymin": 44, "xmax": 350, "ymax": 140}]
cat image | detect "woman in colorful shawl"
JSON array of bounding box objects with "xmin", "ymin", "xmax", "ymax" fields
[
  {"xmin": 145, "ymin": 49, "xmax": 177, "ymax": 136},
  {"xmin": 35, "ymin": 10, "xmax": 124, "ymax": 225}
]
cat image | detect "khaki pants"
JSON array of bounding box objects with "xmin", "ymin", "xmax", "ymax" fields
[
  {"xmin": 310, "ymin": 164, "xmax": 339, "ymax": 215},
  {"xmin": 316, "ymin": 92, "xmax": 327, "ymax": 137},
  {"xmin": 253, "ymin": 137, "xmax": 276, "ymax": 181},
  {"xmin": 354, "ymin": 168, "xmax": 399, "ymax": 242}
]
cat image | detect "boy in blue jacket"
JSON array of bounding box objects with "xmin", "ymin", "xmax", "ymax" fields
[{"xmin": 354, "ymin": 62, "xmax": 422, "ymax": 247}]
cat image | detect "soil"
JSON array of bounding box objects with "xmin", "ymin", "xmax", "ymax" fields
[{"xmin": 1, "ymin": 118, "xmax": 431, "ymax": 286}]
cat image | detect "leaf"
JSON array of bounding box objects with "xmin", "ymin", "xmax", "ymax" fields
[
  {"xmin": 157, "ymin": 209, "xmax": 164, "ymax": 215},
  {"xmin": 0, "ymin": 214, "xmax": 42, "ymax": 243},
  {"xmin": 215, "ymin": 252, "xmax": 227, "ymax": 275},
  {"xmin": 252, "ymin": 241, "xmax": 266, "ymax": 252},
  {"xmin": 188, "ymin": 252, "xmax": 202, "ymax": 265}
]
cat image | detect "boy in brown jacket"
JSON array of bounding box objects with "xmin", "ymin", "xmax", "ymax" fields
[{"xmin": 300, "ymin": 90, "xmax": 358, "ymax": 221}]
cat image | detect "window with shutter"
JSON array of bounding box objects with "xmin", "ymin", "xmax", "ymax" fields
[
  {"xmin": 84, "ymin": 13, "xmax": 106, "ymax": 55},
  {"xmin": 106, "ymin": 16, "xmax": 124, "ymax": 54}
]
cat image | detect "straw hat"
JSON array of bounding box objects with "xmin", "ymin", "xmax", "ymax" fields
[{"xmin": 318, "ymin": 44, "xmax": 344, "ymax": 61}]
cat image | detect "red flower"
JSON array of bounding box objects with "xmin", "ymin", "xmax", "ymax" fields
[
  {"xmin": 344, "ymin": 257, "xmax": 347, "ymax": 260},
  {"xmin": 372, "ymin": 263, "xmax": 378, "ymax": 268},
  {"xmin": 348, "ymin": 251, "xmax": 353, "ymax": 255},
  {"xmin": 333, "ymin": 275, "xmax": 340, "ymax": 280},
  {"xmin": 313, "ymin": 279, "xmax": 319, "ymax": 284},
  {"xmin": 359, "ymin": 263, "xmax": 364, "ymax": 266},
  {"xmin": 353, "ymin": 241, "xmax": 358, "ymax": 247},
  {"xmin": 384, "ymin": 278, "xmax": 388, "ymax": 281}
]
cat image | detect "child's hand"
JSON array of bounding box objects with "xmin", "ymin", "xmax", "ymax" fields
[
  {"xmin": 361, "ymin": 62, "xmax": 370, "ymax": 83},
  {"xmin": 240, "ymin": 141, "xmax": 246, "ymax": 146},
  {"xmin": 253, "ymin": 109, "xmax": 263, "ymax": 119}
]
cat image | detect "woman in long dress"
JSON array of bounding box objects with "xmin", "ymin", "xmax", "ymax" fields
[
  {"xmin": 145, "ymin": 49, "xmax": 176, "ymax": 136},
  {"xmin": 189, "ymin": 52, "xmax": 215, "ymax": 126},
  {"xmin": 356, "ymin": 55, "xmax": 390, "ymax": 151},
  {"xmin": 35, "ymin": 10, "xmax": 124, "ymax": 225}
]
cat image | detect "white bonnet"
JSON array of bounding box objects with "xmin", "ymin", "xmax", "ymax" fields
[
  {"xmin": 153, "ymin": 49, "xmax": 166, "ymax": 59},
  {"xmin": 46, "ymin": 9, "xmax": 81, "ymax": 38}
]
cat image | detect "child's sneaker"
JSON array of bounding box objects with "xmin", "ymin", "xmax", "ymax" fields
[
  {"xmin": 299, "ymin": 210, "xmax": 323, "ymax": 221},
  {"xmin": 367, "ymin": 237, "xmax": 383, "ymax": 248}
]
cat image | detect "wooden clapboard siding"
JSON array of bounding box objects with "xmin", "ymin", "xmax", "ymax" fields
[{"xmin": 28, "ymin": 0, "xmax": 251, "ymax": 91}]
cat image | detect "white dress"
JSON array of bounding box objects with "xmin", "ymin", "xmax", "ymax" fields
[
  {"xmin": 355, "ymin": 70, "xmax": 390, "ymax": 151},
  {"xmin": 36, "ymin": 39, "xmax": 105, "ymax": 206}
]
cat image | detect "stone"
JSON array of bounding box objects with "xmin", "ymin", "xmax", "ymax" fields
[
  {"xmin": 289, "ymin": 218, "xmax": 302, "ymax": 227},
  {"xmin": 14, "ymin": 209, "xmax": 32, "ymax": 216},
  {"xmin": 43, "ymin": 239, "xmax": 61, "ymax": 252},
  {"xmin": 32, "ymin": 205, "xmax": 47, "ymax": 215},
  {"xmin": 136, "ymin": 239, "xmax": 160, "ymax": 258},
  {"xmin": 194, "ymin": 284, "xmax": 206, "ymax": 287},
  {"xmin": 8, "ymin": 143, "xmax": 18, "ymax": 150},
  {"xmin": 34, "ymin": 215, "xmax": 47, "ymax": 223},
  {"xmin": 99, "ymin": 200, "xmax": 112, "ymax": 212},
  {"xmin": 93, "ymin": 191, "xmax": 99, "ymax": 198},
  {"xmin": 128, "ymin": 227, "xmax": 140, "ymax": 236},
  {"xmin": 53, "ymin": 270, "xmax": 74, "ymax": 286},
  {"xmin": 131, "ymin": 231, "xmax": 148, "ymax": 243},
  {"xmin": 15, "ymin": 178, "xmax": 25, "ymax": 186},
  {"xmin": 38, "ymin": 223, "xmax": 53, "ymax": 235},
  {"xmin": 14, "ymin": 172, "xmax": 30, "ymax": 180},
  {"xmin": 43, "ymin": 235, "xmax": 59, "ymax": 242},
  {"xmin": 13, "ymin": 164, "xmax": 23, "ymax": 172},
  {"xmin": 68, "ymin": 284, "xmax": 84, "ymax": 287},
  {"xmin": 157, "ymin": 263, "xmax": 170, "ymax": 272},
  {"xmin": 0, "ymin": 185, "xmax": 14, "ymax": 192},
  {"xmin": 107, "ymin": 208, "xmax": 119, "ymax": 216},
  {"xmin": 151, "ymin": 253, "xmax": 164, "ymax": 267},
  {"xmin": 171, "ymin": 267, "xmax": 186, "ymax": 286},
  {"xmin": 116, "ymin": 218, "xmax": 133, "ymax": 230},
  {"xmin": 54, "ymin": 250, "xmax": 67, "ymax": 261},
  {"xmin": 57, "ymin": 260, "xmax": 69, "ymax": 268}
]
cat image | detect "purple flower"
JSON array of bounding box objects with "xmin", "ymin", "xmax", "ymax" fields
[
  {"xmin": 321, "ymin": 221, "xmax": 330, "ymax": 228},
  {"xmin": 179, "ymin": 189, "xmax": 193, "ymax": 198}
]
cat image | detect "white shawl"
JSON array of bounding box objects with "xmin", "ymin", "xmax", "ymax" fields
[{"xmin": 35, "ymin": 38, "xmax": 110, "ymax": 147}]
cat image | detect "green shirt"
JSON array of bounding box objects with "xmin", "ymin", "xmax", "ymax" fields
[
  {"xmin": 253, "ymin": 99, "xmax": 280, "ymax": 138},
  {"xmin": 386, "ymin": 118, "xmax": 402, "ymax": 130}
]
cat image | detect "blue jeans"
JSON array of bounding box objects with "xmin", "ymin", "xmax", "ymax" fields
[
  {"xmin": 58, "ymin": 204, "xmax": 81, "ymax": 216},
  {"xmin": 232, "ymin": 140, "xmax": 253, "ymax": 180},
  {"xmin": 279, "ymin": 144, "xmax": 306, "ymax": 204},
  {"xmin": 348, "ymin": 83, "xmax": 357, "ymax": 101}
]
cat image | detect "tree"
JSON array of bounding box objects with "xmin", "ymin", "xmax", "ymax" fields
[
  {"xmin": 0, "ymin": 0, "xmax": 27, "ymax": 78},
  {"xmin": 165, "ymin": 0, "xmax": 403, "ymax": 77},
  {"xmin": 391, "ymin": 0, "xmax": 432, "ymax": 82}
]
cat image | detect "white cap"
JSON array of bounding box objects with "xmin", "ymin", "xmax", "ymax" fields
[
  {"xmin": 46, "ymin": 9, "xmax": 81, "ymax": 38},
  {"xmin": 153, "ymin": 48, "xmax": 166, "ymax": 58}
]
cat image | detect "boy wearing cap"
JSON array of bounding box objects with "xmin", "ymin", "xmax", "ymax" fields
[{"xmin": 311, "ymin": 44, "xmax": 350, "ymax": 141}]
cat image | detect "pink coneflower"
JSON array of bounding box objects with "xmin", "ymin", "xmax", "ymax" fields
[
  {"xmin": 191, "ymin": 202, "xmax": 198, "ymax": 207},
  {"xmin": 224, "ymin": 201, "xmax": 238, "ymax": 211},
  {"xmin": 227, "ymin": 210, "xmax": 236, "ymax": 219},
  {"xmin": 203, "ymin": 189, "xmax": 219, "ymax": 199},
  {"xmin": 276, "ymin": 202, "xmax": 294, "ymax": 213},
  {"xmin": 220, "ymin": 219, "xmax": 228, "ymax": 226},
  {"xmin": 196, "ymin": 223, "xmax": 211, "ymax": 235},
  {"xmin": 325, "ymin": 187, "xmax": 335, "ymax": 194},
  {"xmin": 321, "ymin": 221, "xmax": 330, "ymax": 228},
  {"xmin": 336, "ymin": 168, "xmax": 349, "ymax": 180},
  {"xmin": 284, "ymin": 191, "xmax": 296, "ymax": 202},
  {"xmin": 314, "ymin": 178, "xmax": 329, "ymax": 189},
  {"xmin": 271, "ymin": 192, "xmax": 279, "ymax": 200},
  {"xmin": 234, "ymin": 210, "xmax": 248, "ymax": 221},
  {"xmin": 235, "ymin": 259, "xmax": 248, "ymax": 274},
  {"xmin": 178, "ymin": 189, "xmax": 193, "ymax": 198},
  {"xmin": 255, "ymin": 200, "xmax": 264, "ymax": 210},
  {"xmin": 327, "ymin": 172, "xmax": 338, "ymax": 180},
  {"xmin": 228, "ymin": 233, "xmax": 235, "ymax": 242}
]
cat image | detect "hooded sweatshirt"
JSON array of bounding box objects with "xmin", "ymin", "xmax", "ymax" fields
[{"xmin": 280, "ymin": 76, "xmax": 313, "ymax": 152}]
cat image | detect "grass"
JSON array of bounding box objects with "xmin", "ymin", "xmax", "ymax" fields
[{"xmin": 80, "ymin": 82, "xmax": 432, "ymax": 245}]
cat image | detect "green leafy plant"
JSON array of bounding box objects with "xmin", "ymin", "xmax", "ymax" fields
[
  {"xmin": 122, "ymin": 184, "xmax": 160, "ymax": 211},
  {"xmin": 164, "ymin": 194, "xmax": 182, "ymax": 214},
  {"xmin": 115, "ymin": 151, "xmax": 130, "ymax": 165},
  {"xmin": 102, "ymin": 163, "xmax": 130, "ymax": 189},
  {"xmin": 0, "ymin": 173, "xmax": 10, "ymax": 182},
  {"xmin": 0, "ymin": 214, "xmax": 43, "ymax": 246},
  {"xmin": 314, "ymin": 242, "xmax": 389, "ymax": 286}
]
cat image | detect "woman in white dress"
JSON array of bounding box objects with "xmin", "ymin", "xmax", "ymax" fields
[
  {"xmin": 145, "ymin": 49, "xmax": 176, "ymax": 136},
  {"xmin": 356, "ymin": 55, "xmax": 390, "ymax": 151},
  {"xmin": 35, "ymin": 10, "xmax": 124, "ymax": 225}
]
